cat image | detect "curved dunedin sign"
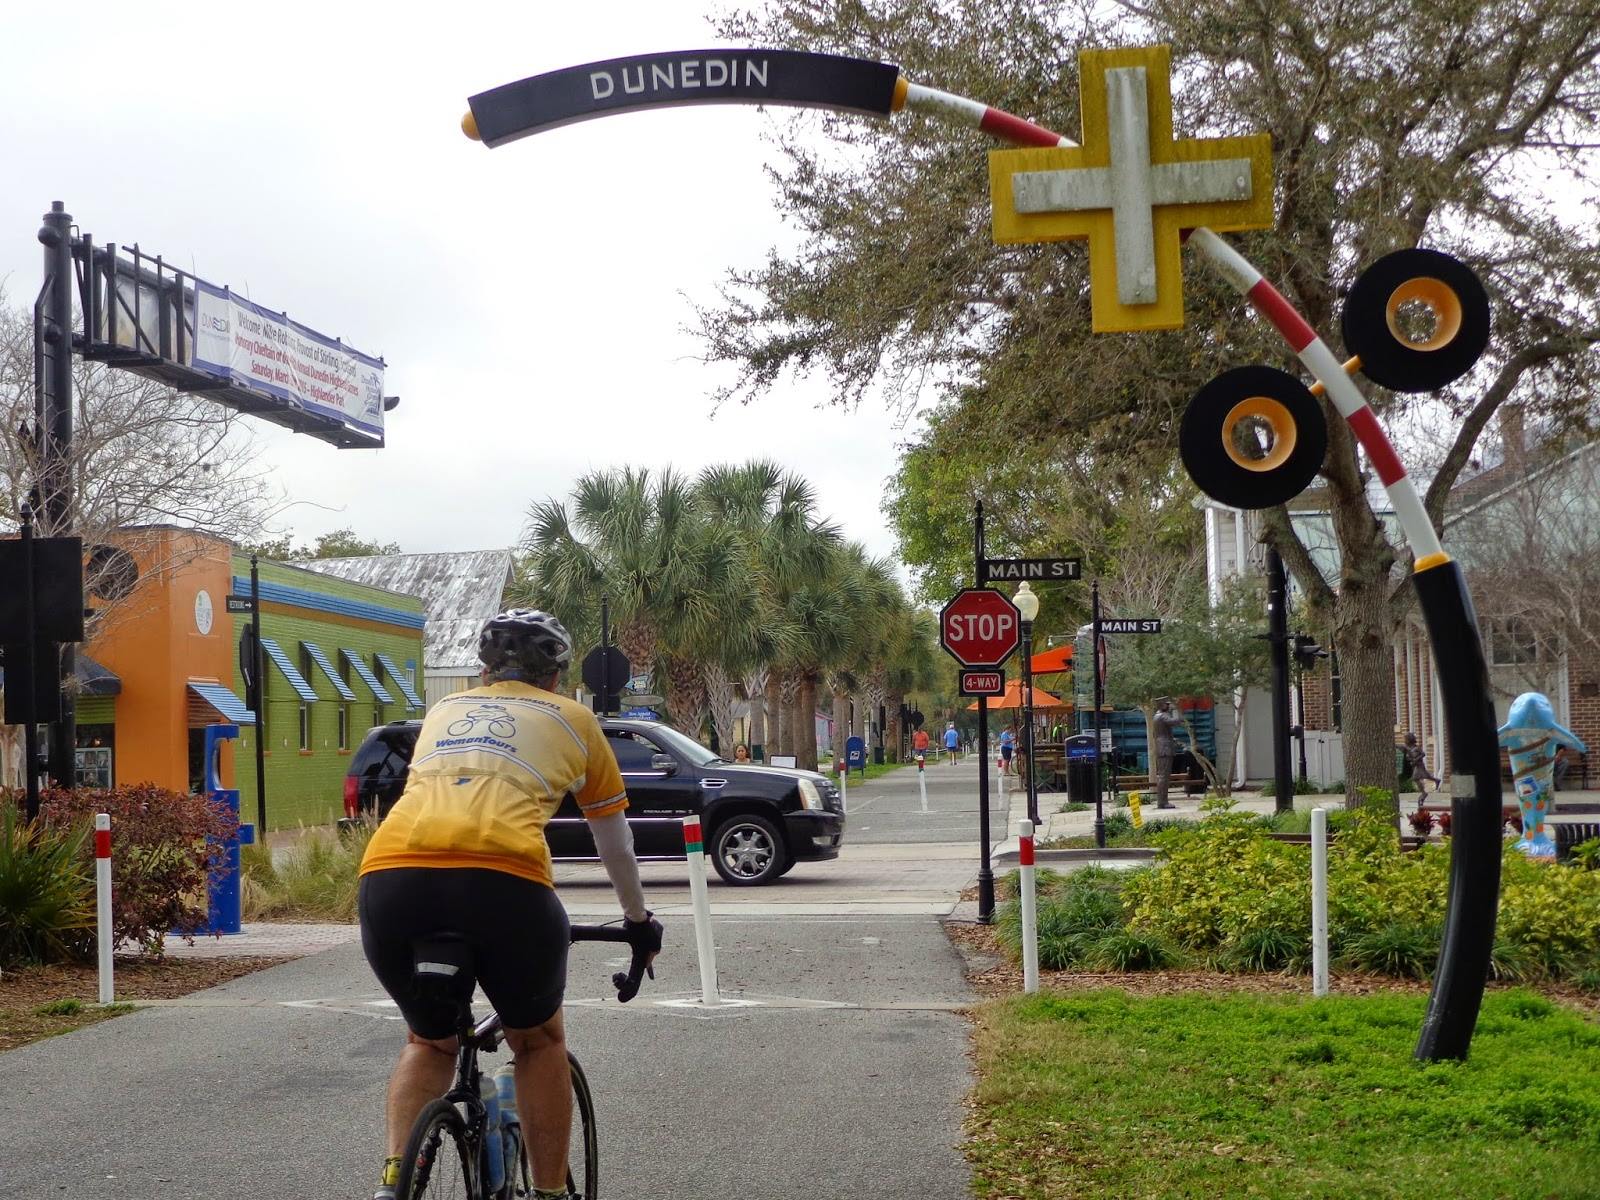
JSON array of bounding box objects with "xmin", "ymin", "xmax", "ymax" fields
[{"xmin": 465, "ymin": 49, "xmax": 901, "ymax": 145}]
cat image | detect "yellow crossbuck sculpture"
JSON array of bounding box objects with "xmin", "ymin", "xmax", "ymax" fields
[{"xmin": 989, "ymin": 46, "xmax": 1275, "ymax": 332}]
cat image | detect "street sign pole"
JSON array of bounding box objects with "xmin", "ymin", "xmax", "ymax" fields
[
  {"xmin": 251, "ymin": 555, "xmax": 267, "ymax": 842},
  {"xmin": 1091, "ymin": 578, "xmax": 1106, "ymax": 849},
  {"xmin": 1267, "ymin": 547, "xmax": 1294, "ymax": 814},
  {"xmin": 975, "ymin": 501, "xmax": 995, "ymax": 924}
]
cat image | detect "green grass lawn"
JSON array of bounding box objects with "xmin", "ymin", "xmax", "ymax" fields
[
  {"xmin": 968, "ymin": 988, "xmax": 1600, "ymax": 1198},
  {"xmin": 831, "ymin": 757, "xmax": 911, "ymax": 783}
]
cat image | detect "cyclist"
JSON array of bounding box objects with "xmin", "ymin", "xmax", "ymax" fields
[{"xmin": 358, "ymin": 609, "xmax": 662, "ymax": 1200}]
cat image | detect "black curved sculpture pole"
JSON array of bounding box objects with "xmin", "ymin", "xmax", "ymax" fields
[{"xmin": 1411, "ymin": 560, "xmax": 1504, "ymax": 1060}]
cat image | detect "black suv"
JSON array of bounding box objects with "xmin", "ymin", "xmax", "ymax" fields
[{"xmin": 342, "ymin": 716, "xmax": 846, "ymax": 886}]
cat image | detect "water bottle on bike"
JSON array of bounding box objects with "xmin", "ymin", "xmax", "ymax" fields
[
  {"xmin": 494, "ymin": 1063, "xmax": 519, "ymax": 1179},
  {"xmin": 478, "ymin": 1075, "xmax": 506, "ymax": 1193}
]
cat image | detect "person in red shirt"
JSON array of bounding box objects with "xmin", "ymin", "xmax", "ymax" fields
[{"xmin": 912, "ymin": 726, "xmax": 931, "ymax": 763}]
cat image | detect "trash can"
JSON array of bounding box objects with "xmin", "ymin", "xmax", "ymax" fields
[{"xmin": 1064, "ymin": 734, "xmax": 1099, "ymax": 808}]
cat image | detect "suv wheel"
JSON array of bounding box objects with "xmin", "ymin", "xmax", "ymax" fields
[{"xmin": 710, "ymin": 815, "xmax": 786, "ymax": 886}]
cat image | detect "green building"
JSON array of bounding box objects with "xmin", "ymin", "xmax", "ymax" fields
[{"xmin": 230, "ymin": 554, "xmax": 425, "ymax": 830}]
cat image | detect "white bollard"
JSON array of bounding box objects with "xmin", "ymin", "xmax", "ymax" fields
[
  {"xmin": 1018, "ymin": 818, "xmax": 1039, "ymax": 994},
  {"xmin": 1311, "ymin": 806, "xmax": 1329, "ymax": 998},
  {"xmin": 838, "ymin": 761, "xmax": 848, "ymax": 814},
  {"xmin": 682, "ymin": 816, "xmax": 721, "ymax": 1006},
  {"xmin": 917, "ymin": 754, "xmax": 928, "ymax": 812},
  {"xmin": 95, "ymin": 813, "xmax": 113, "ymax": 1005}
]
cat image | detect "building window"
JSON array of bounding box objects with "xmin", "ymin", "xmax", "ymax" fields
[
  {"xmin": 1492, "ymin": 617, "xmax": 1539, "ymax": 666},
  {"xmin": 338, "ymin": 703, "xmax": 351, "ymax": 750},
  {"xmin": 299, "ymin": 703, "xmax": 312, "ymax": 752},
  {"xmin": 1330, "ymin": 652, "xmax": 1343, "ymax": 733}
]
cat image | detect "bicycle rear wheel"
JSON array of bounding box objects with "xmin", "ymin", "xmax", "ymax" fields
[
  {"xmin": 397, "ymin": 1099, "xmax": 473, "ymax": 1199},
  {"xmin": 567, "ymin": 1053, "xmax": 598, "ymax": 1200}
]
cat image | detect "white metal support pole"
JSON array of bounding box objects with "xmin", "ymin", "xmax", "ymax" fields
[
  {"xmin": 682, "ymin": 816, "xmax": 721, "ymax": 1006},
  {"xmin": 1018, "ymin": 818, "xmax": 1039, "ymax": 994},
  {"xmin": 95, "ymin": 813, "xmax": 113, "ymax": 1004},
  {"xmin": 917, "ymin": 753, "xmax": 928, "ymax": 813},
  {"xmin": 1311, "ymin": 806, "xmax": 1329, "ymax": 998}
]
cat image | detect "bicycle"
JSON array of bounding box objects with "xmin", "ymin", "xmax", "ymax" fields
[{"xmin": 394, "ymin": 923, "xmax": 655, "ymax": 1199}]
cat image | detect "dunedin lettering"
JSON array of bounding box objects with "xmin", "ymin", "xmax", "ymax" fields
[{"xmin": 589, "ymin": 56, "xmax": 770, "ymax": 99}]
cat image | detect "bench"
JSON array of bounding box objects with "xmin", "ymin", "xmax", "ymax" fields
[{"xmin": 1556, "ymin": 821, "xmax": 1600, "ymax": 861}]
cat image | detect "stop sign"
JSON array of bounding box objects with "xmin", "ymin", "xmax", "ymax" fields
[{"xmin": 939, "ymin": 588, "xmax": 1021, "ymax": 668}]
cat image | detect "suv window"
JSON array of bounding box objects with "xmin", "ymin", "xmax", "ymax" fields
[
  {"xmin": 353, "ymin": 725, "xmax": 416, "ymax": 781},
  {"xmin": 605, "ymin": 730, "xmax": 662, "ymax": 771}
]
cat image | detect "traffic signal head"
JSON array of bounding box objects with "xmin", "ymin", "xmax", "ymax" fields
[{"xmin": 1293, "ymin": 634, "xmax": 1328, "ymax": 670}]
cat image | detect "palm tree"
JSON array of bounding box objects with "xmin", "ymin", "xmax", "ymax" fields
[
  {"xmin": 696, "ymin": 460, "xmax": 836, "ymax": 760},
  {"xmin": 521, "ymin": 467, "xmax": 730, "ymax": 716}
]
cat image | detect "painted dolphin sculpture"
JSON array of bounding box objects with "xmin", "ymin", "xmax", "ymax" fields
[{"xmin": 1497, "ymin": 692, "xmax": 1585, "ymax": 859}]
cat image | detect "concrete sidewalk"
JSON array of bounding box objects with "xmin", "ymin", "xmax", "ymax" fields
[{"xmin": 4, "ymin": 915, "xmax": 977, "ymax": 1200}]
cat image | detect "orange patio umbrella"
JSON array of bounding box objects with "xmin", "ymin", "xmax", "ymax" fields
[
  {"xmin": 967, "ymin": 678, "xmax": 1066, "ymax": 711},
  {"xmin": 1029, "ymin": 643, "xmax": 1073, "ymax": 674}
]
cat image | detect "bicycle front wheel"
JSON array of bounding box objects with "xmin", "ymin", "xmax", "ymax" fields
[
  {"xmin": 567, "ymin": 1052, "xmax": 598, "ymax": 1200},
  {"xmin": 397, "ymin": 1099, "xmax": 474, "ymax": 1199}
]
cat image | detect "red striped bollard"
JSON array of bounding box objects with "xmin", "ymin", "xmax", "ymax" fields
[
  {"xmin": 682, "ymin": 816, "xmax": 721, "ymax": 1005},
  {"xmin": 1018, "ymin": 817, "xmax": 1038, "ymax": 993},
  {"xmin": 95, "ymin": 813, "xmax": 114, "ymax": 1004}
]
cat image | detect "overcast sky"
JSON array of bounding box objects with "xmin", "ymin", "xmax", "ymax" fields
[{"xmin": 0, "ymin": 2, "xmax": 924, "ymax": 563}]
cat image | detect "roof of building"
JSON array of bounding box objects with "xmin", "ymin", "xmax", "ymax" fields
[{"xmin": 300, "ymin": 550, "xmax": 513, "ymax": 672}]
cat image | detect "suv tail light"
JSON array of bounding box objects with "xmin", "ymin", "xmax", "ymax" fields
[{"xmin": 344, "ymin": 775, "xmax": 360, "ymax": 819}]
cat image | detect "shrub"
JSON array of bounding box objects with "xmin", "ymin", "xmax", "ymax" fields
[
  {"xmin": 244, "ymin": 824, "xmax": 371, "ymax": 921},
  {"xmin": 1057, "ymin": 801, "xmax": 1090, "ymax": 813},
  {"xmin": 1407, "ymin": 808, "xmax": 1437, "ymax": 835},
  {"xmin": 22, "ymin": 783, "xmax": 238, "ymax": 954},
  {"xmin": 1101, "ymin": 811, "xmax": 1133, "ymax": 841},
  {"xmin": 1223, "ymin": 926, "xmax": 1309, "ymax": 973},
  {"xmin": 997, "ymin": 868, "xmax": 1130, "ymax": 970},
  {"xmin": 1570, "ymin": 837, "xmax": 1600, "ymax": 871},
  {"xmin": 1340, "ymin": 921, "xmax": 1439, "ymax": 979},
  {"xmin": 0, "ymin": 805, "xmax": 94, "ymax": 967},
  {"xmin": 1088, "ymin": 929, "xmax": 1179, "ymax": 971}
]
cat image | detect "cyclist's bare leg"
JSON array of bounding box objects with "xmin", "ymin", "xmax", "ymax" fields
[
  {"xmin": 385, "ymin": 1031, "xmax": 458, "ymax": 1156},
  {"xmin": 504, "ymin": 1010, "xmax": 572, "ymax": 1191}
]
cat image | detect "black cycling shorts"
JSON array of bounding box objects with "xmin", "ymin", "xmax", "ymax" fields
[{"xmin": 358, "ymin": 867, "xmax": 570, "ymax": 1039}]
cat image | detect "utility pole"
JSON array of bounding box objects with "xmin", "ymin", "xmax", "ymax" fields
[{"xmin": 38, "ymin": 202, "xmax": 76, "ymax": 789}]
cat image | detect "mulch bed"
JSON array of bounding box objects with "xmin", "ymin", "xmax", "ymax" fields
[
  {"xmin": 942, "ymin": 919, "xmax": 1600, "ymax": 1017},
  {"xmin": 0, "ymin": 955, "xmax": 290, "ymax": 1053}
]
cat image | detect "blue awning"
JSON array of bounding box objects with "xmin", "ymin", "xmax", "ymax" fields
[
  {"xmin": 302, "ymin": 641, "xmax": 357, "ymax": 702},
  {"xmin": 188, "ymin": 681, "xmax": 256, "ymax": 725},
  {"xmin": 376, "ymin": 652, "xmax": 424, "ymax": 711},
  {"xmin": 259, "ymin": 637, "xmax": 319, "ymax": 703},
  {"xmin": 340, "ymin": 648, "xmax": 393, "ymax": 704}
]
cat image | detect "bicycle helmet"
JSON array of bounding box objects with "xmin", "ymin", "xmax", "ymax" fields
[{"xmin": 478, "ymin": 608, "xmax": 573, "ymax": 676}]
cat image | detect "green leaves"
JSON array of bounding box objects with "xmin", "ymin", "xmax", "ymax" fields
[{"xmin": 0, "ymin": 804, "xmax": 93, "ymax": 968}]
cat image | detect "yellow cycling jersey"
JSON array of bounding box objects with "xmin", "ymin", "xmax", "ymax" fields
[{"xmin": 359, "ymin": 680, "xmax": 628, "ymax": 887}]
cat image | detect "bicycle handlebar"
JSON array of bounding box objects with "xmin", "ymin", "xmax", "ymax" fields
[{"xmin": 570, "ymin": 922, "xmax": 656, "ymax": 1003}]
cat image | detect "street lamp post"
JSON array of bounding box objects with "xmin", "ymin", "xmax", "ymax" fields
[{"xmin": 1014, "ymin": 582, "xmax": 1041, "ymax": 830}]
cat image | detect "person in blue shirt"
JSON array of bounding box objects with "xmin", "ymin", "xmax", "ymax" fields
[
  {"xmin": 999, "ymin": 725, "xmax": 1016, "ymax": 776},
  {"xmin": 943, "ymin": 721, "xmax": 961, "ymax": 764}
]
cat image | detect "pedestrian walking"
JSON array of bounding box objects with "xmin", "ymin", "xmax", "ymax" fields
[
  {"xmin": 943, "ymin": 721, "xmax": 961, "ymax": 764},
  {"xmin": 999, "ymin": 724, "xmax": 1016, "ymax": 777}
]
